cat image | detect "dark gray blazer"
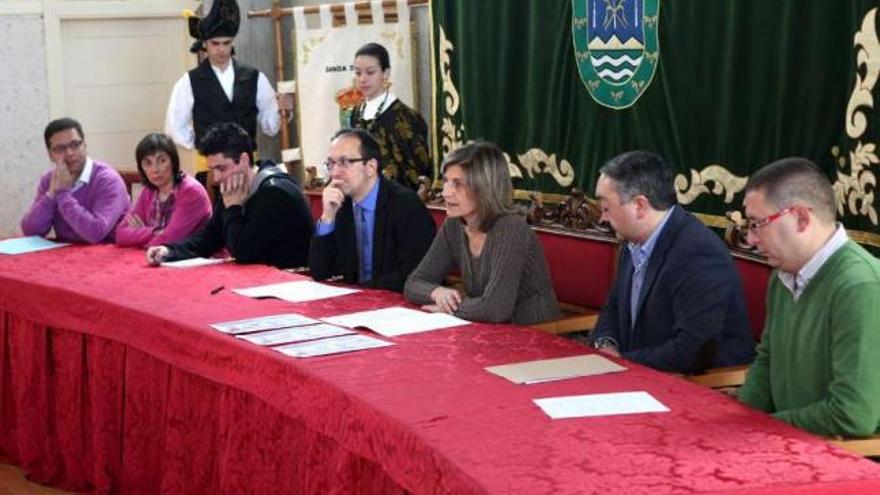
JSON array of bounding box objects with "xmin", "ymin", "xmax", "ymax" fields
[{"xmin": 591, "ymin": 206, "xmax": 755, "ymax": 373}]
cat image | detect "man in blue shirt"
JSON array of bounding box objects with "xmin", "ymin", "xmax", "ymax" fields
[
  {"xmin": 309, "ymin": 128, "xmax": 436, "ymax": 292},
  {"xmin": 590, "ymin": 151, "xmax": 754, "ymax": 373}
]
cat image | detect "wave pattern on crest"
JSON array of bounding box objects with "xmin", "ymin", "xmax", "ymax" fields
[
  {"xmin": 589, "ymin": 54, "xmax": 643, "ymax": 67},
  {"xmin": 595, "ymin": 68, "xmax": 636, "ymax": 81}
]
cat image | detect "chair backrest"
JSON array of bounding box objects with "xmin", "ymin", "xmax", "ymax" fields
[
  {"xmin": 118, "ymin": 169, "xmax": 140, "ymax": 199},
  {"xmin": 540, "ymin": 230, "xmax": 617, "ymax": 310},
  {"xmin": 733, "ymin": 257, "xmax": 771, "ymax": 341}
]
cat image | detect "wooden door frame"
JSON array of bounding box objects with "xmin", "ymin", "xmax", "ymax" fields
[{"xmin": 42, "ymin": 0, "xmax": 195, "ymax": 118}]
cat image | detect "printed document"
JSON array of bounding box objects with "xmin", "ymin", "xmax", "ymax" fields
[
  {"xmin": 210, "ymin": 313, "xmax": 319, "ymax": 334},
  {"xmin": 322, "ymin": 306, "xmax": 469, "ymax": 337},
  {"xmin": 534, "ymin": 391, "xmax": 669, "ymax": 419},
  {"xmin": 234, "ymin": 280, "xmax": 359, "ymax": 303},
  {"xmin": 160, "ymin": 257, "xmax": 228, "ymax": 268},
  {"xmin": 274, "ymin": 334, "xmax": 394, "ymax": 357},
  {"xmin": 236, "ymin": 324, "xmax": 354, "ymax": 346}
]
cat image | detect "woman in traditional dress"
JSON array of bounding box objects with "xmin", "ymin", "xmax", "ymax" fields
[{"xmin": 348, "ymin": 42, "xmax": 432, "ymax": 190}]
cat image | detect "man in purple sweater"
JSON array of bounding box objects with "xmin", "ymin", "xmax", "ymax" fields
[{"xmin": 21, "ymin": 118, "xmax": 129, "ymax": 244}]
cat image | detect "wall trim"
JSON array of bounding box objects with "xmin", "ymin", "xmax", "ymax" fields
[
  {"xmin": 0, "ymin": 2, "xmax": 42, "ymax": 15},
  {"xmin": 42, "ymin": 0, "xmax": 195, "ymax": 117}
]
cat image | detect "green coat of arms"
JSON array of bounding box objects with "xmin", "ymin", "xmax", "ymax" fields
[{"xmin": 572, "ymin": 0, "xmax": 661, "ymax": 109}]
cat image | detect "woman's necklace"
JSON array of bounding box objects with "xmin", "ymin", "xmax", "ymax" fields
[{"xmin": 355, "ymin": 89, "xmax": 390, "ymax": 129}]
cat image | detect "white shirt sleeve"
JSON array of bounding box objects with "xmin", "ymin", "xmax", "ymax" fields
[
  {"xmin": 165, "ymin": 74, "xmax": 196, "ymax": 149},
  {"xmin": 256, "ymin": 72, "xmax": 281, "ymax": 137}
]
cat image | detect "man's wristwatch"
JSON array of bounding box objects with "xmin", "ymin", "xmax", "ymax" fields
[{"xmin": 592, "ymin": 336, "xmax": 618, "ymax": 350}]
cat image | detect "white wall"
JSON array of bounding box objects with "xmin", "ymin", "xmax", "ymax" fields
[
  {"xmin": 0, "ymin": 9, "xmax": 50, "ymax": 238},
  {"xmin": 0, "ymin": 1, "xmax": 193, "ymax": 237},
  {"xmin": 0, "ymin": 0, "xmax": 432, "ymax": 238}
]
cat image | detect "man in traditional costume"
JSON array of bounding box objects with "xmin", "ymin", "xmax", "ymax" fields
[{"xmin": 165, "ymin": 0, "xmax": 284, "ymax": 187}]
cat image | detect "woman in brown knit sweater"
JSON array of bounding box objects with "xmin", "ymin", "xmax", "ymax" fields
[{"xmin": 404, "ymin": 141, "xmax": 559, "ymax": 325}]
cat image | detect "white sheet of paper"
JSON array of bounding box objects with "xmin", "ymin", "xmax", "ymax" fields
[
  {"xmin": 233, "ymin": 280, "xmax": 359, "ymax": 303},
  {"xmin": 534, "ymin": 391, "xmax": 669, "ymax": 419},
  {"xmin": 210, "ymin": 313, "xmax": 320, "ymax": 334},
  {"xmin": 236, "ymin": 324, "xmax": 354, "ymax": 346},
  {"xmin": 322, "ymin": 306, "xmax": 469, "ymax": 337},
  {"xmin": 161, "ymin": 257, "xmax": 228, "ymax": 268},
  {"xmin": 0, "ymin": 236, "xmax": 68, "ymax": 255},
  {"xmin": 273, "ymin": 334, "xmax": 393, "ymax": 357},
  {"xmin": 486, "ymin": 354, "xmax": 626, "ymax": 385}
]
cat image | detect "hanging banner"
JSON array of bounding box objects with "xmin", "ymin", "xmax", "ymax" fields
[
  {"xmin": 433, "ymin": 0, "xmax": 880, "ymax": 245},
  {"xmin": 293, "ymin": 0, "xmax": 415, "ymax": 176}
]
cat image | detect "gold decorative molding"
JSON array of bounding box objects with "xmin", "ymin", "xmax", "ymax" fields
[
  {"xmin": 438, "ymin": 25, "xmax": 575, "ymax": 188},
  {"xmin": 833, "ymin": 143, "xmax": 879, "ymax": 224},
  {"xmin": 321, "ymin": 181, "xmax": 880, "ymax": 250},
  {"xmin": 691, "ymin": 212, "xmax": 730, "ymax": 229},
  {"xmin": 847, "ymin": 229, "xmax": 880, "ymax": 247},
  {"xmin": 674, "ymin": 165, "xmax": 747, "ymax": 205},
  {"xmin": 513, "ymin": 189, "xmax": 568, "ymax": 203},
  {"xmin": 438, "ymin": 26, "xmax": 465, "ymax": 157},
  {"xmin": 513, "ymin": 149, "xmax": 575, "ymax": 187},
  {"xmin": 845, "ymin": 8, "xmax": 880, "ymax": 140},
  {"xmin": 504, "ymin": 152, "xmax": 523, "ymax": 180},
  {"xmin": 834, "ymin": 7, "xmax": 880, "ymax": 226}
]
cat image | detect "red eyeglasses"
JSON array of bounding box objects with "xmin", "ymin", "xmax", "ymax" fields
[{"xmin": 746, "ymin": 206, "xmax": 795, "ymax": 232}]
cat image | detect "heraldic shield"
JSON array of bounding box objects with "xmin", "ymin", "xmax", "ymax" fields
[{"xmin": 572, "ymin": 0, "xmax": 660, "ymax": 109}]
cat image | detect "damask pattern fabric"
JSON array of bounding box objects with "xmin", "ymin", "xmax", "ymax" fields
[{"xmin": 2, "ymin": 246, "xmax": 880, "ymax": 493}]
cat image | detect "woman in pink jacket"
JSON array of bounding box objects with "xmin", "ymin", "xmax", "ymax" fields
[{"xmin": 116, "ymin": 133, "xmax": 211, "ymax": 247}]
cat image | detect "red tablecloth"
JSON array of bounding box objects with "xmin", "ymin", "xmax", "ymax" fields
[{"xmin": 0, "ymin": 245, "xmax": 878, "ymax": 494}]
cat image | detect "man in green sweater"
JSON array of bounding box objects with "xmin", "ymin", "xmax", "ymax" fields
[{"xmin": 738, "ymin": 157, "xmax": 880, "ymax": 438}]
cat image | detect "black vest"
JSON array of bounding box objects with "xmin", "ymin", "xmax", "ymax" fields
[{"xmin": 189, "ymin": 59, "xmax": 259, "ymax": 149}]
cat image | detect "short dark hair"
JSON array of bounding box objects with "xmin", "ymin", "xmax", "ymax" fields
[
  {"xmin": 196, "ymin": 122, "xmax": 254, "ymax": 164},
  {"xmin": 442, "ymin": 140, "xmax": 518, "ymax": 231},
  {"xmin": 599, "ymin": 150, "xmax": 677, "ymax": 210},
  {"xmin": 332, "ymin": 128, "xmax": 382, "ymax": 168},
  {"xmin": 135, "ymin": 133, "xmax": 182, "ymax": 189},
  {"xmin": 44, "ymin": 117, "xmax": 84, "ymax": 149},
  {"xmin": 745, "ymin": 157, "xmax": 836, "ymax": 223},
  {"xmin": 355, "ymin": 42, "xmax": 390, "ymax": 70}
]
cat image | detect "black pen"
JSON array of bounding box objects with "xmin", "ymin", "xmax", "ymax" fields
[{"xmin": 210, "ymin": 285, "xmax": 225, "ymax": 295}]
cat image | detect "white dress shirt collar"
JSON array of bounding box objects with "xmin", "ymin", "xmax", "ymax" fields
[
  {"xmin": 211, "ymin": 63, "xmax": 235, "ymax": 102},
  {"xmin": 72, "ymin": 157, "xmax": 94, "ymax": 192},
  {"xmin": 362, "ymin": 91, "xmax": 398, "ymax": 120},
  {"xmin": 777, "ymin": 224, "xmax": 848, "ymax": 299}
]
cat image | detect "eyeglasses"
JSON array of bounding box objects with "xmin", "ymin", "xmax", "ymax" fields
[
  {"xmin": 50, "ymin": 139, "xmax": 84, "ymax": 155},
  {"xmin": 323, "ymin": 157, "xmax": 366, "ymax": 171},
  {"xmin": 442, "ymin": 178, "xmax": 469, "ymax": 192},
  {"xmin": 746, "ymin": 206, "xmax": 795, "ymax": 232}
]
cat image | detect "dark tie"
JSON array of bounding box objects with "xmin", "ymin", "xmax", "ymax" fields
[{"xmin": 355, "ymin": 205, "xmax": 369, "ymax": 283}]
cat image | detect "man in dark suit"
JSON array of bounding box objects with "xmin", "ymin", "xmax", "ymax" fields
[
  {"xmin": 590, "ymin": 151, "xmax": 754, "ymax": 373},
  {"xmin": 309, "ymin": 128, "xmax": 436, "ymax": 292}
]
